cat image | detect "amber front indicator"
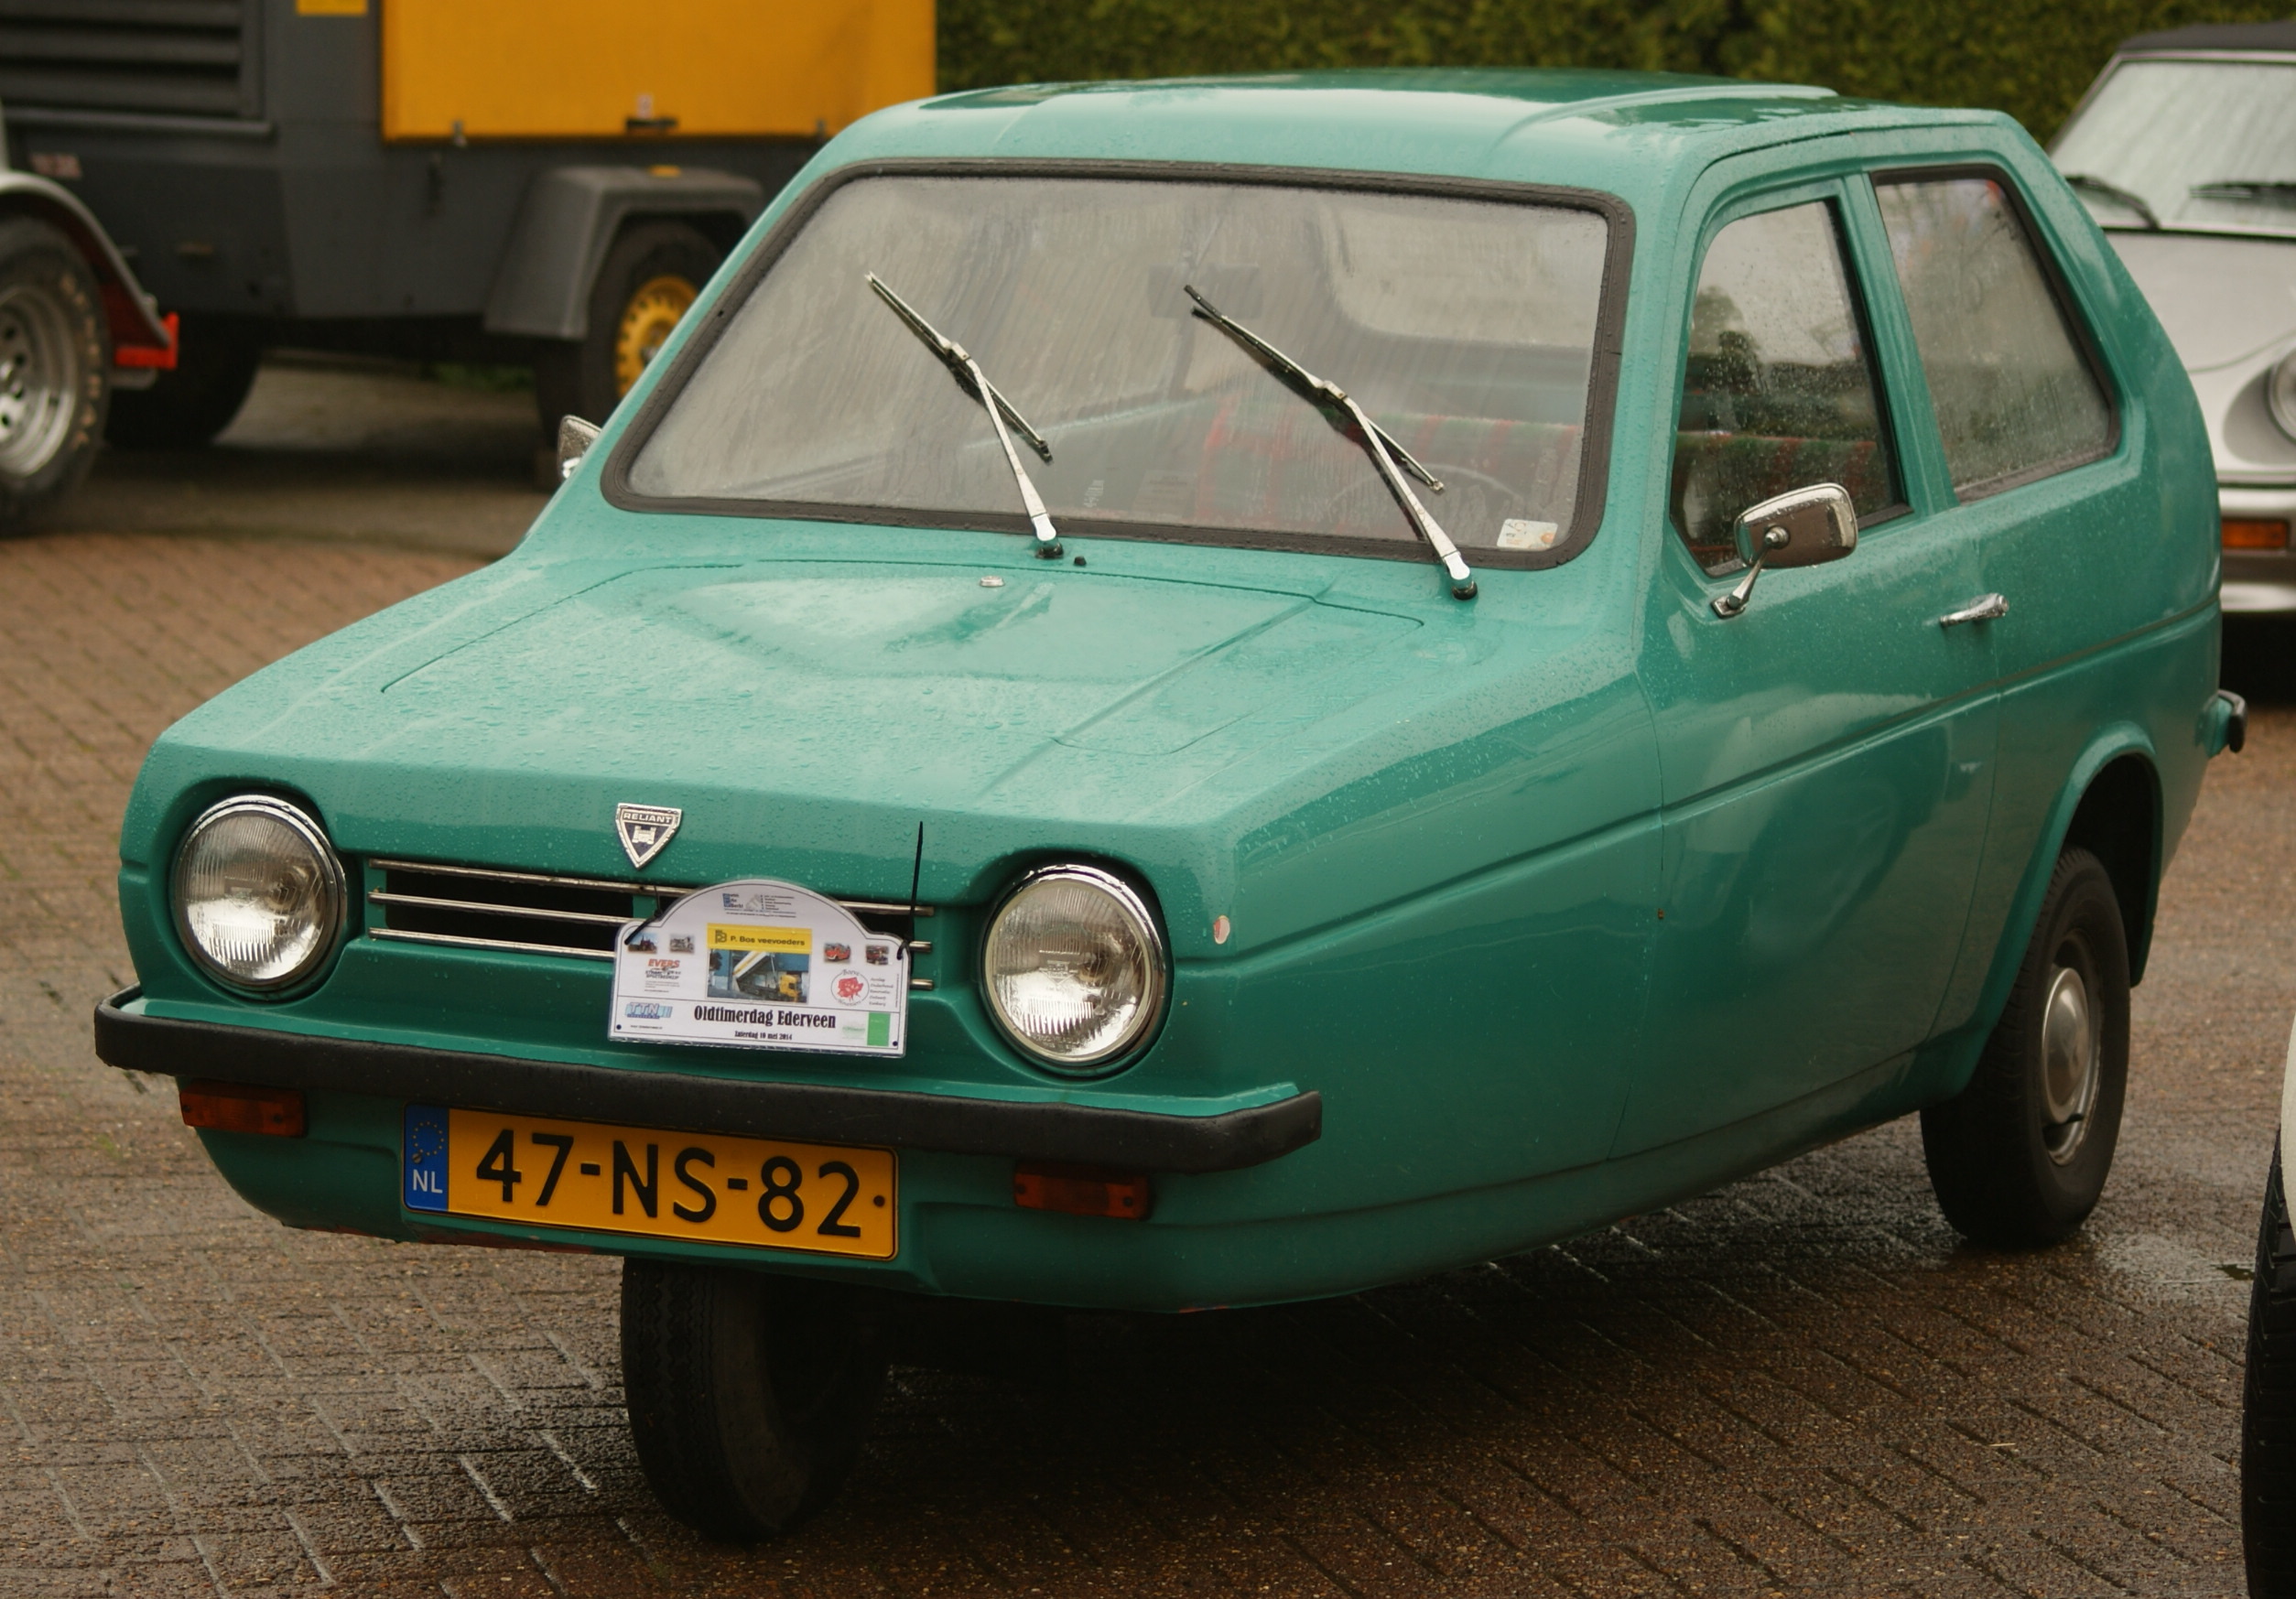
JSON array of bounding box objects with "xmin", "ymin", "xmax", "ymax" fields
[
  {"xmin": 1013, "ymin": 1162, "xmax": 1152, "ymax": 1220},
  {"xmin": 179, "ymin": 1080, "xmax": 305, "ymax": 1137},
  {"xmin": 2222, "ymin": 518, "xmax": 2290, "ymax": 550}
]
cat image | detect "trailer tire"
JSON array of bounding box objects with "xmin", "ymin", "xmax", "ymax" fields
[
  {"xmin": 105, "ymin": 315, "xmax": 263, "ymax": 450},
  {"xmin": 535, "ymin": 220, "xmax": 720, "ymax": 436},
  {"xmin": 0, "ymin": 217, "xmax": 106, "ymax": 535}
]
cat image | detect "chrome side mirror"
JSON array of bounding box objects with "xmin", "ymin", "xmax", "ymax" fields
[
  {"xmin": 1711, "ymin": 481, "xmax": 1857, "ymax": 619},
  {"xmin": 556, "ymin": 415, "xmax": 602, "ymax": 482}
]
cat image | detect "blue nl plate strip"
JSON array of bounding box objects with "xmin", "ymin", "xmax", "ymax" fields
[{"xmin": 404, "ymin": 1104, "xmax": 449, "ymax": 1211}]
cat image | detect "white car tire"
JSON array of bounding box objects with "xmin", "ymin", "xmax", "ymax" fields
[{"xmin": 2247, "ymin": 1140, "xmax": 2296, "ymax": 1596}]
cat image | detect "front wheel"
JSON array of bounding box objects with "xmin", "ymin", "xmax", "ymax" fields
[
  {"xmin": 2248, "ymin": 1140, "xmax": 2296, "ymax": 1597},
  {"xmin": 0, "ymin": 217, "xmax": 106, "ymax": 535},
  {"xmin": 620, "ymin": 1259, "xmax": 884, "ymax": 1541},
  {"xmin": 1922, "ymin": 846, "xmax": 2129, "ymax": 1247}
]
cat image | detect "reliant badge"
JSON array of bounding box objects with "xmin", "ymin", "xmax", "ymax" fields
[{"xmin": 614, "ymin": 803, "xmax": 682, "ymax": 870}]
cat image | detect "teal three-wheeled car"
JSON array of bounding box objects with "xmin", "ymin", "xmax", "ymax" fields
[{"xmin": 99, "ymin": 69, "xmax": 2236, "ymax": 1536}]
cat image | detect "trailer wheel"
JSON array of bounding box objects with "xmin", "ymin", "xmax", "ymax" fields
[
  {"xmin": 535, "ymin": 221, "xmax": 720, "ymax": 436},
  {"xmin": 620, "ymin": 1259, "xmax": 883, "ymax": 1540},
  {"xmin": 105, "ymin": 315, "xmax": 263, "ymax": 449},
  {"xmin": 0, "ymin": 217, "xmax": 105, "ymax": 535}
]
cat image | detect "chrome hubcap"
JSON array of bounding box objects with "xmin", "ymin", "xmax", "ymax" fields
[
  {"xmin": 0, "ymin": 283, "xmax": 79, "ymax": 479},
  {"xmin": 2039, "ymin": 960, "xmax": 2099, "ymax": 1164}
]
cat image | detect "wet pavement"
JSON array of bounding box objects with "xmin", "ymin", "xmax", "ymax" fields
[
  {"xmin": 52, "ymin": 355, "xmax": 548, "ymax": 559},
  {"xmin": 0, "ymin": 381, "xmax": 2287, "ymax": 1594}
]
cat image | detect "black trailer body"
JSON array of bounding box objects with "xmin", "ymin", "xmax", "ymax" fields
[{"xmin": 0, "ymin": 0, "xmax": 926, "ymax": 460}]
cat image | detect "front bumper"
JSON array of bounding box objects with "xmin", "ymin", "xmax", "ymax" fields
[
  {"xmin": 92, "ymin": 987, "xmax": 1321, "ymax": 1174},
  {"xmin": 2220, "ymin": 482, "xmax": 2296, "ymax": 612}
]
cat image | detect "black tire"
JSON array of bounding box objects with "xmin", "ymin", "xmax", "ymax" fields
[
  {"xmin": 103, "ymin": 313, "xmax": 262, "ymax": 449},
  {"xmin": 1922, "ymin": 846, "xmax": 2130, "ymax": 1247},
  {"xmin": 534, "ymin": 221, "xmax": 720, "ymax": 438},
  {"xmin": 2248, "ymin": 1140, "xmax": 2296, "ymax": 1597},
  {"xmin": 0, "ymin": 216, "xmax": 106, "ymax": 535},
  {"xmin": 620, "ymin": 1259, "xmax": 883, "ymax": 1541}
]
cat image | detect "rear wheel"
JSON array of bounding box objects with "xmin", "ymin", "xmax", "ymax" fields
[
  {"xmin": 1922, "ymin": 846, "xmax": 2129, "ymax": 1247},
  {"xmin": 2247, "ymin": 1141, "xmax": 2296, "ymax": 1597},
  {"xmin": 620, "ymin": 1259, "xmax": 883, "ymax": 1540},
  {"xmin": 0, "ymin": 217, "xmax": 105, "ymax": 535},
  {"xmin": 104, "ymin": 313, "xmax": 262, "ymax": 449},
  {"xmin": 534, "ymin": 221, "xmax": 720, "ymax": 438}
]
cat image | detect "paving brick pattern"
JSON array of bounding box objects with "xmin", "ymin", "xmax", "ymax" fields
[{"xmin": 0, "ymin": 531, "xmax": 2284, "ymax": 1596}]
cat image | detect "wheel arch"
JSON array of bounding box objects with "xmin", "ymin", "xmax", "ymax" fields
[
  {"xmin": 2064, "ymin": 749, "xmax": 2164, "ymax": 985},
  {"xmin": 0, "ymin": 172, "xmax": 170, "ymax": 356},
  {"xmin": 1974, "ymin": 729, "xmax": 2163, "ymax": 1047},
  {"xmin": 482, "ymin": 166, "xmax": 763, "ymax": 342}
]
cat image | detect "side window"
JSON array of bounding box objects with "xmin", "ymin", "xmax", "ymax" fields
[
  {"xmin": 1874, "ymin": 175, "xmax": 2114, "ymax": 498},
  {"xmin": 1671, "ymin": 200, "xmax": 1899, "ymax": 574}
]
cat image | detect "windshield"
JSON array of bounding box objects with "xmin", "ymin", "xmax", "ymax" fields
[
  {"xmin": 620, "ymin": 175, "xmax": 1615, "ymax": 559},
  {"xmin": 2054, "ymin": 58, "xmax": 2296, "ymax": 234}
]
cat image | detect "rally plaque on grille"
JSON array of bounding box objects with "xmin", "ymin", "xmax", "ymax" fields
[{"xmin": 609, "ymin": 878, "xmax": 910, "ymax": 1056}]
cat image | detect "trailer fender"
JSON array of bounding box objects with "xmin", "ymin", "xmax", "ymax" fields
[
  {"xmin": 0, "ymin": 170, "xmax": 173, "ymax": 358},
  {"xmin": 483, "ymin": 165, "xmax": 764, "ymax": 341}
]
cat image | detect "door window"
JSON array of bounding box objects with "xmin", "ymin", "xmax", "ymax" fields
[
  {"xmin": 1874, "ymin": 175, "xmax": 2114, "ymax": 498},
  {"xmin": 1671, "ymin": 200, "xmax": 1900, "ymax": 574}
]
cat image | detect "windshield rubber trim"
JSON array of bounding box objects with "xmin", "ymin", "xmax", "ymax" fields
[
  {"xmin": 1870, "ymin": 161, "xmax": 2124, "ymax": 502},
  {"xmin": 600, "ymin": 157, "xmax": 1637, "ymax": 574}
]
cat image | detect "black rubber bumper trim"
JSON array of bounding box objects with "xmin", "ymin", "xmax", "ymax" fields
[{"xmin": 92, "ymin": 989, "xmax": 1320, "ymax": 1175}]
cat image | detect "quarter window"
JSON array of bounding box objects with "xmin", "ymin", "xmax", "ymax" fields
[
  {"xmin": 1671, "ymin": 200, "xmax": 1899, "ymax": 574},
  {"xmin": 1874, "ymin": 175, "xmax": 2113, "ymax": 498}
]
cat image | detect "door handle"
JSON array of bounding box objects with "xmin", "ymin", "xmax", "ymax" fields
[{"xmin": 1938, "ymin": 593, "xmax": 2009, "ymax": 628}]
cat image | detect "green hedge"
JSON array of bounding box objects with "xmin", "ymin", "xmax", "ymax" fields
[{"xmin": 939, "ymin": 1, "xmax": 2290, "ymax": 141}]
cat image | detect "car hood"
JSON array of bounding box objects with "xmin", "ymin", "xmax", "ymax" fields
[
  {"xmin": 135, "ymin": 557, "xmax": 1430, "ymax": 902},
  {"xmin": 2106, "ymin": 229, "xmax": 2296, "ymax": 479},
  {"xmin": 126, "ymin": 538, "xmax": 1655, "ymax": 956},
  {"xmin": 380, "ymin": 558, "xmax": 1420, "ymax": 770}
]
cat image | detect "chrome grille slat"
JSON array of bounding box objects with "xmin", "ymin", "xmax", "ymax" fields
[
  {"xmin": 366, "ymin": 857, "xmax": 695, "ymax": 896},
  {"xmin": 364, "ymin": 857, "xmax": 929, "ymax": 917},
  {"xmin": 362, "ymin": 857, "xmax": 935, "ymax": 968},
  {"xmin": 370, "ymin": 927, "xmax": 616, "ymax": 962},
  {"xmin": 372, "ymin": 927, "xmax": 936, "ymax": 989},
  {"xmin": 367, "ymin": 891, "xmax": 635, "ymax": 928}
]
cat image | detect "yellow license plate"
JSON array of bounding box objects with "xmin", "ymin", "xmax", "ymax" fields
[{"xmin": 401, "ymin": 1105, "xmax": 896, "ymax": 1259}]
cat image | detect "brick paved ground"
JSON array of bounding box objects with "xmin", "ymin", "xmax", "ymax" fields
[
  {"xmin": 52, "ymin": 359, "xmax": 547, "ymax": 558},
  {"xmin": 0, "ymin": 531, "xmax": 2287, "ymax": 1597}
]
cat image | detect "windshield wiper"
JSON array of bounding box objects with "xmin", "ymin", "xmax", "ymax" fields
[
  {"xmin": 2062, "ymin": 173, "xmax": 2161, "ymax": 230},
  {"xmin": 866, "ymin": 272, "xmax": 1064, "ymax": 558},
  {"xmin": 2192, "ymin": 179, "xmax": 2296, "ymax": 207},
  {"xmin": 1184, "ymin": 284, "xmax": 1476, "ymax": 600}
]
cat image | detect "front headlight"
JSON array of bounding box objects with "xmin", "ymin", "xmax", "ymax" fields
[
  {"xmin": 980, "ymin": 864, "xmax": 1168, "ymax": 1072},
  {"xmin": 2269, "ymin": 349, "xmax": 2296, "ymax": 441},
  {"xmin": 172, "ymin": 795, "xmax": 346, "ymax": 994}
]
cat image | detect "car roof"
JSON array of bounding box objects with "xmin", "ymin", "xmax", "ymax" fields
[
  {"xmin": 2118, "ymin": 21, "xmax": 2296, "ymax": 55},
  {"xmin": 835, "ymin": 69, "xmax": 2003, "ymax": 206}
]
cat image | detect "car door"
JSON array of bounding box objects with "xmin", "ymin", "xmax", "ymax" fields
[
  {"xmin": 1866, "ymin": 164, "xmax": 2205, "ymax": 1021},
  {"xmin": 1616, "ymin": 164, "xmax": 2002, "ymax": 1158}
]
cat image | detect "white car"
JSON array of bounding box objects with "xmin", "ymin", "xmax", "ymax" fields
[
  {"xmin": 2247, "ymin": 1013, "xmax": 2294, "ymax": 1594},
  {"xmin": 2053, "ymin": 22, "xmax": 2296, "ymax": 614}
]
